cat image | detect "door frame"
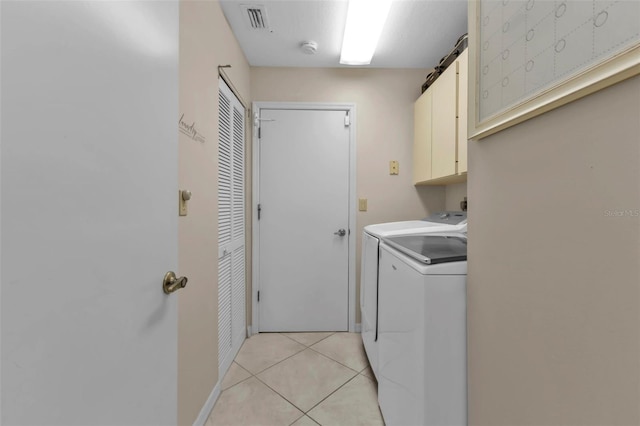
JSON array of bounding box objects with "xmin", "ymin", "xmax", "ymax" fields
[{"xmin": 251, "ymin": 102, "xmax": 357, "ymax": 334}]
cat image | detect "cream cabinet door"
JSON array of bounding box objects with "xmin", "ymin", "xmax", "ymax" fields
[
  {"xmin": 413, "ymin": 89, "xmax": 433, "ymax": 183},
  {"xmin": 431, "ymin": 62, "xmax": 458, "ymax": 179},
  {"xmin": 456, "ymin": 50, "xmax": 469, "ymax": 174}
]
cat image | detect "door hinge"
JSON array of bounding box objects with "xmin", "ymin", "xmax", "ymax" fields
[
  {"xmin": 257, "ymin": 203, "xmax": 262, "ymax": 220},
  {"xmin": 258, "ymin": 126, "xmax": 261, "ymax": 139},
  {"xmin": 257, "ymin": 291, "xmax": 260, "ymax": 302},
  {"xmin": 344, "ymin": 112, "xmax": 350, "ymax": 127}
]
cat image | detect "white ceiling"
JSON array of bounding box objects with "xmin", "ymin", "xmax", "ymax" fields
[{"xmin": 219, "ymin": 0, "xmax": 468, "ymax": 69}]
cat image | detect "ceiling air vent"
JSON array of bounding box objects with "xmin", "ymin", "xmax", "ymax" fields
[{"xmin": 241, "ymin": 4, "xmax": 270, "ymax": 30}]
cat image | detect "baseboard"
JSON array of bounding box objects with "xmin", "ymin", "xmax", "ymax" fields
[
  {"xmin": 193, "ymin": 381, "xmax": 221, "ymax": 426},
  {"xmin": 355, "ymin": 323, "xmax": 361, "ymax": 333}
]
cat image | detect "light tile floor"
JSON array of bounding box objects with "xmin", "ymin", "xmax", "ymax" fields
[{"xmin": 207, "ymin": 332, "xmax": 384, "ymax": 426}]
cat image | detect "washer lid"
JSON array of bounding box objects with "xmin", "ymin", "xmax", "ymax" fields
[
  {"xmin": 384, "ymin": 234, "xmax": 467, "ymax": 264},
  {"xmin": 363, "ymin": 211, "xmax": 467, "ymax": 238}
]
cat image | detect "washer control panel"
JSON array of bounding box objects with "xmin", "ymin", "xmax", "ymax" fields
[{"xmin": 423, "ymin": 211, "xmax": 467, "ymax": 225}]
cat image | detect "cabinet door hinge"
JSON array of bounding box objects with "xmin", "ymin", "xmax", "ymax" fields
[
  {"xmin": 257, "ymin": 204, "xmax": 262, "ymax": 220},
  {"xmin": 258, "ymin": 126, "xmax": 261, "ymax": 139},
  {"xmin": 344, "ymin": 112, "xmax": 351, "ymax": 127},
  {"xmin": 257, "ymin": 291, "xmax": 260, "ymax": 302}
]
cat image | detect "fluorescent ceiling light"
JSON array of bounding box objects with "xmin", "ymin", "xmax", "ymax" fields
[{"xmin": 340, "ymin": 0, "xmax": 392, "ymax": 65}]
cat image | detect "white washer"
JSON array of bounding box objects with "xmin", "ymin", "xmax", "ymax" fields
[
  {"xmin": 360, "ymin": 212, "xmax": 466, "ymax": 379},
  {"xmin": 377, "ymin": 234, "xmax": 467, "ymax": 426}
]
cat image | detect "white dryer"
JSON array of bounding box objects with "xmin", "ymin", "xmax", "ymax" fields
[
  {"xmin": 377, "ymin": 234, "xmax": 467, "ymax": 426},
  {"xmin": 360, "ymin": 212, "xmax": 466, "ymax": 380}
]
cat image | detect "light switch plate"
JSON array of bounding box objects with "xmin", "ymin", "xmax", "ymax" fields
[
  {"xmin": 359, "ymin": 198, "xmax": 368, "ymax": 212},
  {"xmin": 389, "ymin": 160, "xmax": 399, "ymax": 175}
]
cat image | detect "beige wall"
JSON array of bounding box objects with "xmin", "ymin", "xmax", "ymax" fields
[
  {"xmin": 178, "ymin": 1, "xmax": 250, "ymax": 425},
  {"xmin": 251, "ymin": 67, "xmax": 446, "ymax": 322},
  {"xmin": 468, "ymin": 75, "xmax": 640, "ymax": 425},
  {"xmin": 445, "ymin": 182, "xmax": 467, "ymax": 211}
]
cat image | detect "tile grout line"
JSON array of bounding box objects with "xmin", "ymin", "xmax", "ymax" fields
[
  {"xmin": 216, "ymin": 370, "xmax": 306, "ymax": 425},
  {"xmin": 252, "ymin": 371, "xmax": 309, "ymax": 417},
  {"xmin": 298, "ymin": 332, "xmax": 369, "ymax": 374},
  {"xmin": 278, "ymin": 331, "xmax": 337, "ymax": 347},
  {"xmin": 216, "ymin": 334, "xmax": 376, "ymax": 426},
  {"xmin": 357, "ymin": 364, "xmax": 377, "ymax": 383},
  {"xmin": 247, "ymin": 343, "xmax": 354, "ymax": 416},
  {"xmin": 305, "ymin": 373, "xmax": 382, "ymax": 424},
  {"xmin": 217, "ymin": 362, "xmax": 254, "ymax": 393},
  {"xmin": 231, "ymin": 333, "xmax": 370, "ymax": 383},
  {"xmin": 223, "ymin": 346, "xmax": 308, "ymax": 421},
  {"xmin": 289, "ymin": 414, "xmax": 321, "ymax": 426},
  {"xmin": 235, "ymin": 331, "xmax": 346, "ymax": 376},
  {"xmin": 251, "ymin": 356, "xmax": 366, "ymax": 424},
  {"xmin": 229, "ymin": 340, "xmax": 310, "ymax": 414},
  {"xmin": 306, "ymin": 345, "xmax": 366, "ymax": 376},
  {"xmin": 225, "ymin": 335, "xmax": 307, "ymax": 394},
  {"xmin": 241, "ymin": 335, "xmax": 363, "ymax": 419},
  {"xmin": 220, "ymin": 362, "xmax": 306, "ymax": 420},
  {"xmin": 233, "ymin": 332, "xmax": 344, "ymax": 381},
  {"xmin": 303, "ymin": 372, "xmax": 363, "ymax": 418},
  {"xmin": 234, "ymin": 337, "xmax": 307, "ymax": 376}
]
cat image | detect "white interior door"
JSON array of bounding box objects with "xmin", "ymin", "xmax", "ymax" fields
[
  {"xmin": 257, "ymin": 108, "xmax": 351, "ymax": 332},
  {"xmin": 218, "ymin": 79, "xmax": 246, "ymax": 378},
  {"xmin": 1, "ymin": 2, "xmax": 179, "ymax": 424}
]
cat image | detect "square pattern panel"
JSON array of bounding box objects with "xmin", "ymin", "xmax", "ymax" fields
[
  {"xmin": 209, "ymin": 332, "xmax": 384, "ymax": 426},
  {"xmin": 477, "ymin": 0, "xmax": 640, "ymax": 120}
]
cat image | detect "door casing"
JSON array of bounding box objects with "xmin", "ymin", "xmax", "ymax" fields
[{"xmin": 251, "ymin": 102, "xmax": 357, "ymax": 334}]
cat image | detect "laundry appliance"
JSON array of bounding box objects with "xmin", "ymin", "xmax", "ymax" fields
[
  {"xmin": 360, "ymin": 211, "xmax": 466, "ymax": 379},
  {"xmin": 377, "ymin": 233, "xmax": 467, "ymax": 426}
]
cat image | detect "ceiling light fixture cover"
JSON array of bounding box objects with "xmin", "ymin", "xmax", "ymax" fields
[{"xmin": 340, "ymin": 0, "xmax": 392, "ymax": 65}]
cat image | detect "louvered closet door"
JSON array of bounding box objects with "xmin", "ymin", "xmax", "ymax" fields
[{"xmin": 218, "ymin": 78, "xmax": 246, "ymax": 379}]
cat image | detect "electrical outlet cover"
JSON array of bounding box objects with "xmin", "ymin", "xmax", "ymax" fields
[{"xmin": 389, "ymin": 161, "xmax": 399, "ymax": 175}]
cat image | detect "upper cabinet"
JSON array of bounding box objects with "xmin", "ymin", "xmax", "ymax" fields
[
  {"xmin": 413, "ymin": 88, "xmax": 432, "ymax": 184},
  {"xmin": 413, "ymin": 50, "xmax": 468, "ymax": 185},
  {"xmin": 456, "ymin": 51, "xmax": 468, "ymax": 174}
]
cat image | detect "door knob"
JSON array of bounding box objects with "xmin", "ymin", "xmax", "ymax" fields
[
  {"xmin": 334, "ymin": 229, "xmax": 346, "ymax": 237},
  {"xmin": 163, "ymin": 271, "xmax": 188, "ymax": 294}
]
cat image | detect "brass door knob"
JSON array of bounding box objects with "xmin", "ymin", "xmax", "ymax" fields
[{"xmin": 163, "ymin": 271, "xmax": 188, "ymax": 294}]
